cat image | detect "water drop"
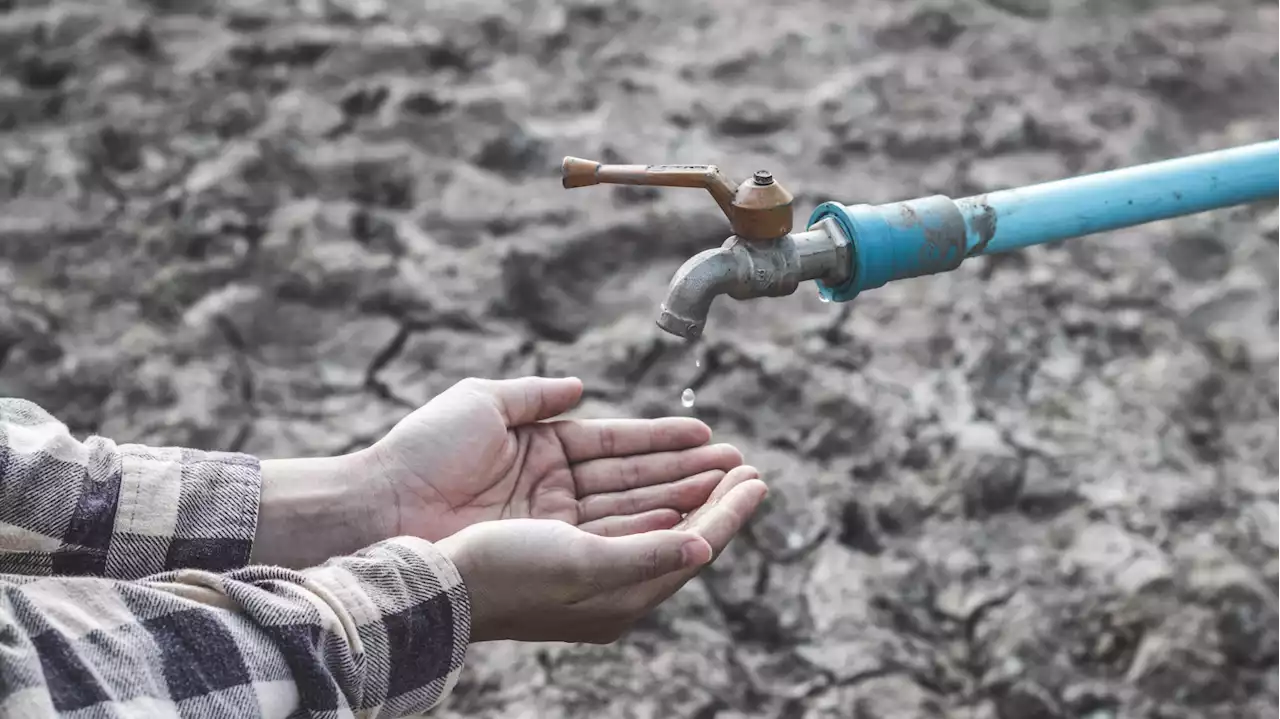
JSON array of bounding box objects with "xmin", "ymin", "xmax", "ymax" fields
[
  {"xmin": 681, "ymin": 388, "xmax": 696, "ymax": 408},
  {"xmin": 695, "ymin": 358, "xmax": 702, "ymax": 368},
  {"xmin": 818, "ymin": 291, "xmax": 831, "ymax": 303}
]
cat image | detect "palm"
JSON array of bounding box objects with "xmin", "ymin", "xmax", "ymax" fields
[{"xmin": 373, "ymin": 378, "xmax": 743, "ymax": 542}]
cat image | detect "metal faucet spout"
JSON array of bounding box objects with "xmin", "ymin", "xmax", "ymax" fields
[
  {"xmin": 657, "ymin": 246, "xmax": 749, "ymax": 340},
  {"xmin": 656, "ymin": 218, "xmax": 853, "ymax": 340}
]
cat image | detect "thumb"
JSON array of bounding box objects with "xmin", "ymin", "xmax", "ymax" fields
[
  {"xmin": 590, "ymin": 530, "xmax": 713, "ymax": 589},
  {"xmin": 481, "ymin": 376, "xmax": 584, "ymax": 426}
]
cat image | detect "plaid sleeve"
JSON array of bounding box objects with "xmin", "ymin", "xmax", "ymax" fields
[
  {"xmin": 0, "ymin": 535, "xmax": 472, "ymax": 718},
  {"xmin": 0, "ymin": 398, "xmax": 261, "ymax": 578}
]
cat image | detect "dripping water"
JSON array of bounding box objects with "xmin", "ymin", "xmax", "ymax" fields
[{"xmin": 679, "ymin": 337, "xmax": 702, "ymax": 409}]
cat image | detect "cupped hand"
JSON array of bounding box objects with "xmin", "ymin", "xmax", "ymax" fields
[
  {"xmin": 437, "ymin": 466, "xmax": 768, "ymax": 643},
  {"xmin": 370, "ymin": 376, "xmax": 744, "ymax": 542}
]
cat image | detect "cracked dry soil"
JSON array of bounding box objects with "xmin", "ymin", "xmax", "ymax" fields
[{"xmin": 1, "ymin": 0, "xmax": 1278, "ymax": 717}]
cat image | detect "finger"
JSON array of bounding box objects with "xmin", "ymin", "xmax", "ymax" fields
[
  {"xmin": 588, "ymin": 530, "xmax": 712, "ymax": 588},
  {"xmin": 577, "ymin": 470, "xmax": 724, "ymax": 523},
  {"xmin": 551, "ymin": 417, "xmax": 713, "ymax": 462},
  {"xmin": 674, "ymin": 465, "xmax": 761, "ymax": 531},
  {"xmin": 477, "ymin": 377, "xmax": 584, "ymax": 426},
  {"xmin": 578, "ymin": 509, "xmax": 682, "ymax": 537},
  {"xmin": 617, "ymin": 475, "xmax": 768, "ymax": 612},
  {"xmin": 682, "ymin": 477, "xmax": 769, "ymax": 554},
  {"xmin": 573, "ymin": 443, "xmax": 742, "ymax": 495}
]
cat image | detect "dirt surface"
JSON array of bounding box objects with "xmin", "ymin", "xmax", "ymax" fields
[{"xmin": 2, "ymin": 0, "xmax": 1278, "ymax": 716}]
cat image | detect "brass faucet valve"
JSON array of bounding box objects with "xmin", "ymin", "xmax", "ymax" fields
[{"xmin": 560, "ymin": 157, "xmax": 795, "ymax": 242}]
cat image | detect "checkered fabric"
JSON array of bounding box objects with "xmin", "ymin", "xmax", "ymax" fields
[
  {"xmin": 0, "ymin": 399, "xmax": 260, "ymax": 580},
  {"xmin": 0, "ymin": 399, "xmax": 472, "ymax": 718}
]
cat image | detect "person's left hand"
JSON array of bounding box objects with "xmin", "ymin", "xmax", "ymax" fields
[
  {"xmin": 437, "ymin": 465, "xmax": 768, "ymax": 644},
  {"xmin": 368, "ymin": 376, "xmax": 743, "ymax": 541}
]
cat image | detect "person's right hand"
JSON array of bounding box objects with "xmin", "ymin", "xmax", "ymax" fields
[{"xmin": 436, "ymin": 466, "xmax": 768, "ymax": 644}]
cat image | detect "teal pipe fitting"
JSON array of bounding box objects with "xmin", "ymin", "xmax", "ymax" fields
[{"xmin": 812, "ymin": 140, "xmax": 1280, "ymax": 302}]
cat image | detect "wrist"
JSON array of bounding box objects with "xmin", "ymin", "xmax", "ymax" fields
[
  {"xmin": 436, "ymin": 529, "xmax": 499, "ymax": 642},
  {"xmin": 253, "ymin": 449, "xmax": 397, "ymax": 568}
]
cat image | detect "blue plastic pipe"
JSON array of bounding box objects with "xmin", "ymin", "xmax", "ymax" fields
[{"xmin": 811, "ymin": 140, "xmax": 1280, "ymax": 302}]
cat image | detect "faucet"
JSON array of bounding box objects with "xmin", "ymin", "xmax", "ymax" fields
[
  {"xmin": 561, "ymin": 141, "xmax": 1280, "ymax": 340},
  {"xmin": 560, "ymin": 158, "xmax": 852, "ymax": 340},
  {"xmin": 650, "ymin": 222, "xmax": 852, "ymax": 339}
]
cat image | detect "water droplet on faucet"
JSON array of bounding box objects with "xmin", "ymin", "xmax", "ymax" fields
[
  {"xmin": 818, "ymin": 291, "xmax": 831, "ymax": 303},
  {"xmin": 681, "ymin": 388, "xmax": 696, "ymax": 408}
]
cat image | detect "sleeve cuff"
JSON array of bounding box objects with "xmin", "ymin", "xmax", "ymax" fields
[
  {"xmin": 106, "ymin": 444, "xmax": 261, "ymax": 579},
  {"xmin": 316, "ymin": 536, "xmax": 472, "ymax": 715},
  {"xmin": 381, "ymin": 536, "xmax": 473, "ymax": 705}
]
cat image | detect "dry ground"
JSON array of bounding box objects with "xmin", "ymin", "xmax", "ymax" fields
[{"xmin": 1, "ymin": 0, "xmax": 1277, "ymax": 717}]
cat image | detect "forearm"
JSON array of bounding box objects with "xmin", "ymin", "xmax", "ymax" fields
[
  {"xmin": 0, "ymin": 537, "xmax": 472, "ymax": 718},
  {"xmin": 1, "ymin": 397, "xmax": 399, "ymax": 574},
  {"xmin": 0, "ymin": 398, "xmax": 259, "ymax": 578},
  {"xmin": 254, "ymin": 450, "xmax": 396, "ymax": 568}
]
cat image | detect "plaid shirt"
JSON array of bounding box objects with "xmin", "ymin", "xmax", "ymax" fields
[{"xmin": 0, "ymin": 398, "xmax": 471, "ymax": 718}]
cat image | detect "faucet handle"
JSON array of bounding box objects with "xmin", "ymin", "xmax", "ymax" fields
[
  {"xmin": 560, "ymin": 156, "xmax": 794, "ymax": 242},
  {"xmin": 561, "ymin": 158, "xmax": 730, "ymax": 191}
]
